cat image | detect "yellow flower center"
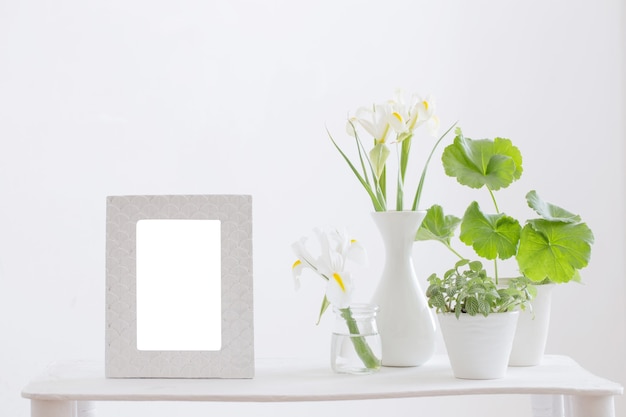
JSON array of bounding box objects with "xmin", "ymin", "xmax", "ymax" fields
[
  {"xmin": 423, "ymin": 100, "xmax": 429, "ymax": 111},
  {"xmin": 333, "ymin": 272, "xmax": 346, "ymax": 292},
  {"xmin": 292, "ymin": 260, "xmax": 301, "ymax": 269},
  {"xmin": 392, "ymin": 112, "xmax": 403, "ymax": 123}
]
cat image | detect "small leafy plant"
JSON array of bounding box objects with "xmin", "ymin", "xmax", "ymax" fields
[
  {"xmin": 417, "ymin": 128, "xmax": 594, "ymax": 286},
  {"xmin": 426, "ymin": 259, "xmax": 533, "ymax": 318}
]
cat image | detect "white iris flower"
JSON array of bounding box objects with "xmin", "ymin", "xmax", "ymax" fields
[
  {"xmin": 330, "ymin": 89, "xmax": 454, "ymax": 212},
  {"xmin": 291, "ymin": 227, "xmax": 367, "ymax": 318}
]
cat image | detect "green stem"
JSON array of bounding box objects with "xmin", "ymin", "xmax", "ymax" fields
[
  {"xmin": 446, "ymin": 244, "xmax": 465, "ymax": 260},
  {"xmin": 352, "ymin": 128, "xmax": 372, "ymax": 193},
  {"xmin": 494, "ymin": 259, "xmax": 499, "ymax": 285},
  {"xmin": 379, "ymin": 166, "xmax": 387, "ymax": 207},
  {"xmin": 397, "ymin": 135, "xmax": 412, "ymax": 211},
  {"xmin": 488, "ymin": 187, "xmax": 500, "ymax": 213},
  {"xmin": 396, "ymin": 146, "xmax": 404, "ymax": 211},
  {"xmin": 487, "ymin": 186, "xmax": 500, "ymax": 283},
  {"xmin": 339, "ymin": 308, "xmax": 380, "ymax": 370}
]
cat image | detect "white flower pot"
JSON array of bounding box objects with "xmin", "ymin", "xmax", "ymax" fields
[
  {"xmin": 508, "ymin": 284, "xmax": 555, "ymax": 366},
  {"xmin": 370, "ymin": 211, "xmax": 436, "ymax": 367},
  {"xmin": 438, "ymin": 312, "xmax": 519, "ymax": 379}
]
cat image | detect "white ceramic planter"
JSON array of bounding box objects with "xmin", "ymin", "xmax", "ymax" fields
[
  {"xmin": 438, "ymin": 312, "xmax": 519, "ymax": 379},
  {"xmin": 508, "ymin": 284, "xmax": 555, "ymax": 366},
  {"xmin": 370, "ymin": 211, "xmax": 436, "ymax": 367}
]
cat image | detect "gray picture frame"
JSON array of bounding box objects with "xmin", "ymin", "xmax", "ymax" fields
[{"xmin": 105, "ymin": 195, "xmax": 254, "ymax": 378}]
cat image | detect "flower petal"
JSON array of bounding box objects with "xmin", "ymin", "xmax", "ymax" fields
[
  {"xmin": 346, "ymin": 239, "xmax": 368, "ymax": 265},
  {"xmin": 427, "ymin": 114, "xmax": 440, "ymax": 136},
  {"xmin": 345, "ymin": 118, "xmax": 358, "ymax": 137},
  {"xmin": 326, "ymin": 271, "xmax": 354, "ymax": 308},
  {"xmin": 291, "ymin": 238, "xmax": 316, "ymax": 269},
  {"xmin": 291, "ymin": 259, "xmax": 304, "ymax": 290},
  {"xmin": 388, "ymin": 111, "xmax": 407, "ymax": 133}
]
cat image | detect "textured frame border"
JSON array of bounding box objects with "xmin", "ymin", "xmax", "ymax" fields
[{"xmin": 105, "ymin": 195, "xmax": 254, "ymax": 378}]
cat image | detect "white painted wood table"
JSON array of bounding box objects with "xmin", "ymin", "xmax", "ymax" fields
[{"xmin": 22, "ymin": 355, "xmax": 622, "ymax": 417}]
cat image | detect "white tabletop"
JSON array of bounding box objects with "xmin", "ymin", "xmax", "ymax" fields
[{"xmin": 21, "ymin": 355, "xmax": 622, "ymax": 403}]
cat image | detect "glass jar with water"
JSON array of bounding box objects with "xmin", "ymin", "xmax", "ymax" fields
[{"xmin": 331, "ymin": 304, "xmax": 382, "ymax": 374}]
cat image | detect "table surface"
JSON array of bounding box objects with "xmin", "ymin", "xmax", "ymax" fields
[{"xmin": 21, "ymin": 355, "xmax": 623, "ymax": 403}]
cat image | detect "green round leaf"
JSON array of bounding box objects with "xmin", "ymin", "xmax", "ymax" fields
[
  {"xmin": 460, "ymin": 201, "xmax": 521, "ymax": 260},
  {"xmin": 517, "ymin": 220, "xmax": 594, "ymax": 283},
  {"xmin": 493, "ymin": 136, "xmax": 523, "ymax": 181},
  {"xmin": 415, "ymin": 204, "xmax": 461, "ymax": 244},
  {"xmin": 441, "ymin": 131, "xmax": 522, "ymax": 190},
  {"xmin": 526, "ymin": 190, "xmax": 581, "ymax": 223}
]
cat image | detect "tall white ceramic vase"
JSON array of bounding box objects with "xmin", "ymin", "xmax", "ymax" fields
[{"xmin": 370, "ymin": 211, "xmax": 436, "ymax": 367}]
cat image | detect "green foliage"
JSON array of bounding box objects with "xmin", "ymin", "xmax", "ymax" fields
[
  {"xmin": 415, "ymin": 204, "xmax": 461, "ymax": 246},
  {"xmin": 369, "ymin": 143, "xmax": 390, "ymax": 180},
  {"xmin": 526, "ymin": 190, "xmax": 581, "ymax": 223},
  {"xmin": 460, "ymin": 201, "xmax": 521, "ymax": 260},
  {"xmin": 426, "ymin": 259, "xmax": 532, "ymax": 318},
  {"xmin": 517, "ymin": 219, "xmax": 594, "ymax": 283},
  {"xmin": 417, "ymin": 128, "xmax": 594, "ymax": 285},
  {"xmin": 441, "ymin": 128, "xmax": 522, "ymax": 191},
  {"xmin": 328, "ymin": 128, "xmax": 385, "ymax": 212},
  {"xmin": 316, "ymin": 295, "xmax": 331, "ymax": 325}
]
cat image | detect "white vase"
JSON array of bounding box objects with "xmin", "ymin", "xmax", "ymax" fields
[
  {"xmin": 370, "ymin": 211, "xmax": 436, "ymax": 367},
  {"xmin": 438, "ymin": 312, "xmax": 519, "ymax": 379},
  {"xmin": 508, "ymin": 283, "xmax": 555, "ymax": 366}
]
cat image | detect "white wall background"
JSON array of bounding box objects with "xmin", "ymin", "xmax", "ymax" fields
[{"xmin": 1, "ymin": 0, "xmax": 624, "ymax": 416}]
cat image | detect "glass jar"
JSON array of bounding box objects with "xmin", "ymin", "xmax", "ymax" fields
[{"xmin": 330, "ymin": 304, "xmax": 382, "ymax": 374}]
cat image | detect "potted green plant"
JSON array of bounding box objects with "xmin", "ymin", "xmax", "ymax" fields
[
  {"xmin": 417, "ymin": 127, "xmax": 594, "ymax": 368},
  {"xmin": 425, "ymin": 258, "xmax": 531, "ymax": 379}
]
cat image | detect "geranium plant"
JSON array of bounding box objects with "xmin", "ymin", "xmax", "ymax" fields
[
  {"xmin": 291, "ymin": 227, "xmax": 380, "ymax": 370},
  {"xmin": 328, "ymin": 90, "xmax": 456, "ymax": 212},
  {"xmin": 417, "ymin": 127, "xmax": 594, "ymax": 288}
]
